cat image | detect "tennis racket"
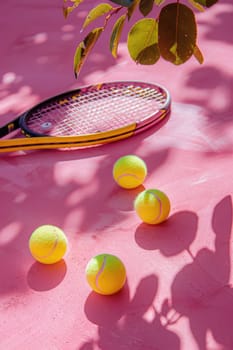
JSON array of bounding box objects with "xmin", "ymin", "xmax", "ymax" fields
[{"xmin": 0, "ymin": 81, "xmax": 171, "ymax": 153}]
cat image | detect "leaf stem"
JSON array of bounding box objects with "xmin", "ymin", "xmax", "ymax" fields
[{"xmin": 103, "ymin": 6, "xmax": 122, "ymax": 30}]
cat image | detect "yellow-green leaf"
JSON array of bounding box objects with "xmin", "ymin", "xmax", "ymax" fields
[
  {"xmin": 193, "ymin": 45, "xmax": 204, "ymax": 64},
  {"xmin": 154, "ymin": 0, "xmax": 165, "ymax": 5},
  {"xmin": 188, "ymin": 0, "xmax": 205, "ymax": 11},
  {"xmin": 82, "ymin": 4, "xmax": 113, "ymax": 30},
  {"xmin": 127, "ymin": 18, "xmax": 160, "ymax": 64},
  {"xmin": 110, "ymin": 15, "xmax": 126, "ymax": 58},
  {"xmin": 74, "ymin": 27, "xmax": 103, "ymax": 77},
  {"xmin": 139, "ymin": 0, "xmax": 154, "ymax": 16},
  {"xmin": 63, "ymin": 7, "xmax": 70, "ymax": 18},
  {"xmin": 192, "ymin": 0, "xmax": 218, "ymax": 7},
  {"xmin": 158, "ymin": 3, "xmax": 197, "ymax": 65},
  {"xmin": 136, "ymin": 44, "xmax": 160, "ymax": 64},
  {"xmin": 63, "ymin": 0, "xmax": 84, "ymax": 18}
]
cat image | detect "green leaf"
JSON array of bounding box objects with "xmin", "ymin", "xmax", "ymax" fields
[
  {"xmin": 127, "ymin": 18, "xmax": 160, "ymax": 64},
  {"xmin": 139, "ymin": 0, "xmax": 154, "ymax": 16},
  {"xmin": 193, "ymin": 45, "xmax": 204, "ymax": 64},
  {"xmin": 110, "ymin": 14, "xmax": 127, "ymax": 58},
  {"xmin": 109, "ymin": 0, "xmax": 134, "ymax": 7},
  {"xmin": 82, "ymin": 3, "xmax": 113, "ymax": 30},
  {"xmin": 74, "ymin": 27, "xmax": 104, "ymax": 77},
  {"xmin": 158, "ymin": 3, "xmax": 197, "ymax": 65},
  {"xmin": 192, "ymin": 0, "xmax": 218, "ymax": 7}
]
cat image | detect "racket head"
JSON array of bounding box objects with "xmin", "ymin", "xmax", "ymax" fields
[{"xmin": 19, "ymin": 81, "xmax": 171, "ymax": 139}]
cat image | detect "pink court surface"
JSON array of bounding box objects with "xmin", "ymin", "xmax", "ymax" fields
[{"xmin": 0, "ymin": 1, "xmax": 233, "ymax": 349}]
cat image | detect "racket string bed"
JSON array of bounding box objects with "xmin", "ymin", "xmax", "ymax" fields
[
  {"xmin": 0, "ymin": 81, "xmax": 171, "ymax": 152},
  {"xmin": 26, "ymin": 84, "xmax": 167, "ymax": 137}
]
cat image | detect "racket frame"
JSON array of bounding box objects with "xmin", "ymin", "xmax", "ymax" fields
[{"xmin": 0, "ymin": 81, "xmax": 171, "ymax": 152}]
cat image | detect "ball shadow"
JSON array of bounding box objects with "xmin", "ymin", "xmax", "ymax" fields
[
  {"xmin": 27, "ymin": 259, "xmax": 67, "ymax": 291},
  {"xmin": 108, "ymin": 185, "xmax": 145, "ymax": 212},
  {"xmin": 134, "ymin": 211, "xmax": 198, "ymax": 256},
  {"xmin": 84, "ymin": 281, "xmax": 130, "ymax": 326}
]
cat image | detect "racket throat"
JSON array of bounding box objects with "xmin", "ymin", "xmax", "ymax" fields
[{"xmin": 0, "ymin": 117, "xmax": 21, "ymax": 137}]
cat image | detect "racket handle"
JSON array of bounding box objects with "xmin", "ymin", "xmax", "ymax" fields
[{"xmin": 0, "ymin": 117, "xmax": 20, "ymax": 137}]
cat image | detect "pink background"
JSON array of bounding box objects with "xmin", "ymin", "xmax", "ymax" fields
[{"xmin": 0, "ymin": 1, "xmax": 233, "ymax": 349}]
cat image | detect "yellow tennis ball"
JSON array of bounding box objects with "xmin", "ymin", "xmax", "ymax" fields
[
  {"xmin": 134, "ymin": 189, "xmax": 171, "ymax": 224},
  {"xmin": 29, "ymin": 225, "xmax": 68, "ymax": 264},
  {"xmin": 113, "ymin": 155, "xmax": 147, "ymax": 189},
  {"xmin": 85, "ymin": 254, "xmax": 126, "ymax": 295}
]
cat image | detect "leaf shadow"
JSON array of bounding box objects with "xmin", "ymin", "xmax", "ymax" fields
[{"xmin": 171, "ymin": 195, "xmax": 233, "ymax": 349}]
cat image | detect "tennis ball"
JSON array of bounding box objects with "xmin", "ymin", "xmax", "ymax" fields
[
  {"xmin": 134, "ymin": 189, "xmax": 171, "ymax": 224},
  {"xmin": 85, "ymin": 254, "xmax": 126, "ymax": 295},
  {"xmin": 113, "ymin": 155, "xmax": 147, "ymax": 189},
  {"xmin": 29, "ymin": 225, "xmax": 68, "ymax": 264}
]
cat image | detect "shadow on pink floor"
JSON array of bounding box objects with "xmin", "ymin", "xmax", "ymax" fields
[{"xmin": 1, "ymin": 1, "xmax": 233, "ymax": 349}]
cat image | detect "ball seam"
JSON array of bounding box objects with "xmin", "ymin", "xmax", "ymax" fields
[
  {"xmin": 147, "ymin": 190, "xmax": 162, "ymax": 223},
  {"xmin": 33, "ymin": 232, "xmax": 59, "ymax": 259},
  {"xmin": 95, "ymin": 255, "xmax": 107, "ymax": 292}
]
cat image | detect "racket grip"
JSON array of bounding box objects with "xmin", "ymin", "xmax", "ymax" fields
[{"xmin": 0, "ymin": 117, "xmax": 20, "ymax": 137}]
